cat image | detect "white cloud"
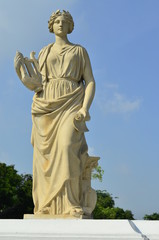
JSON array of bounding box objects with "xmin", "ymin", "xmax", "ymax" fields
[
  {"xmin": 102, "ymin": 92, "xmax": 142, "ymax": 114},
  {"xmin": 96, "ymin": 82, "xmax": 142, "ymax": 115}
]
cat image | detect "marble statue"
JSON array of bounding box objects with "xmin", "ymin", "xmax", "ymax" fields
[{"xmin": 14, "ymin": 10, "xmax": 99, "ymax": 218}]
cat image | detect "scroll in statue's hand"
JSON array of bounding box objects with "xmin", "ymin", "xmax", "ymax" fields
[
  {"xmin": 73, "ymin": 107, "xmax": 90, "ymax": 132},
  {"xmin": 75, "ymin": 107, "xmax": 90, "ymax": 121}
]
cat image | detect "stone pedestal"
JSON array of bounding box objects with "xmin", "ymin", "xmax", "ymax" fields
[
  {"xmin": 0, "ymin": 219, "xmax": 158, "ymax": 239},
  {"xmin": 24, "ymin": 214, "xmax": 91, "ymax": 219}
]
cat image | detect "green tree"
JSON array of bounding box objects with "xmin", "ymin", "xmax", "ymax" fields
[
  {"xmin": 93, "ymin": 190, "xmax": 134, "ymax": 220},
  {"xmin": 144, "ymin": 213, "xmax": 159, "ymax": 220},
  {"xmin": 0, "ymin": 163, "xmax": 33, "ymax": 219},
  {"xmin": 17, "ymin": 174, "xmax": 33, "ymax": 214},
  {"xmin": 0, "ymin": 163, "xmax": 22, "ymax": 210},
  {"xmin": 92, "ymin": 166, "xmax": 104, "ymax": 182}
]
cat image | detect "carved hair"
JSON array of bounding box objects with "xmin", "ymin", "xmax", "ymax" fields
[{"xmin": 48, "ymin": 10, "xmax": 74, "ymax": 34}]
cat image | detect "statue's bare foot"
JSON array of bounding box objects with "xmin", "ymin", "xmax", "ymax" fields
[
  {"xmin": 70, "ymin": 207, "xmax": 84, "ymax": 217},
  {"xmin": 38, "ymin": 207, "xmax": 50, "ymax": 214}
]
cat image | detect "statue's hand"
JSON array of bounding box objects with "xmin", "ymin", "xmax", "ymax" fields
[
  {"xmin": 75, "ymin": 107, "xmax": 90, "ymax": 122},
  {"xmin": 14, "ymin": 51, "xmax": 43, "ymax": 92},
  {"xmin": 73, "ymin": 107, "xmax": 90, "ymax": 132}
]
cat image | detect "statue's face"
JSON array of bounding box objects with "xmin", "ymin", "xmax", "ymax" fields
[{"xmin": 53, "ymin": 15, "xmax": 70, "ymax": 36}]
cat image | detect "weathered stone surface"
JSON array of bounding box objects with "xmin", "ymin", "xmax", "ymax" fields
[{"xmin": 14, "ymin": 10, "xmax": 99, "ymax": 218}]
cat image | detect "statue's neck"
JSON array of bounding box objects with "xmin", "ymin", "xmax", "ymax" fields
[{"xmin": 54, "ymin": 35, "xmax": 70, "ymax": 46}]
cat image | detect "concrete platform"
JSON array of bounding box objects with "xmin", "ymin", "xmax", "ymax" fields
[
  {"xmin": 0, "ymin": 219, "xmax": 158, "ymax": 239},
  {"xmin": 133, "ymin": 220, "xmax": 159, "ymax": 240}
]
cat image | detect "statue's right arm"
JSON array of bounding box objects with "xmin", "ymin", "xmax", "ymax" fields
[{"xmin": 14, "ymin": 51, "xmax": 43, "ymax": 92}]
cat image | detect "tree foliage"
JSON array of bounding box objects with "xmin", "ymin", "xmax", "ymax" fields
[
  {"xmin": 144, "ymin": 213, "xmax": 159, "ymax": 220},
  {"xmin": 0, "ymin": 163, "xmax": 33, "ymax": 219},
  {"xmin": 92, "ymin": 166, "xmax": 104, "ymax": 182},
  {"xmin": 93, "ymin": 190, "xmax": 134, "ymax": 220}
]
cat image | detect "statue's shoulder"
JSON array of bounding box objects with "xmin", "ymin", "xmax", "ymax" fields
[
  {"xmin": 75, "ymin": 44, "xmax": 90, "ymax": 58},
  {"xmin": 38, "ymin": 43, "xmax": 54, "ymax": 71},
  {"xmin": 38, "ymin": 43, "xmax": 53, "ymax": 59},
  {"xmin": 74, "ymin": 44, "xmax": 85, "ymax": 50},
  {"xmin": 73, "ymin": 44, "xmax": 88, "ymax": 56}
]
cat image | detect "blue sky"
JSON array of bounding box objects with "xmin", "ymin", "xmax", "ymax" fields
[{"xmin": 0, "ymin": 0, "xmax": 159, "ymax": 219}]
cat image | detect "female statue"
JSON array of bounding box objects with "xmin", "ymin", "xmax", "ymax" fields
[{"xmin": 14, "ymin": 10, "xmax": 99, "ymax": 218}]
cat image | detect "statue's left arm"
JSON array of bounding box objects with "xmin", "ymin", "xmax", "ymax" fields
[{"xmin": 76, "ymin": 49, "xmax": 95, "ymax": 121}]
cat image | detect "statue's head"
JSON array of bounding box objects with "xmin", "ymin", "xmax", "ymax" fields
[{"xmin": 48, "ymin": 10, "xmax": 74, "ymax": 34}]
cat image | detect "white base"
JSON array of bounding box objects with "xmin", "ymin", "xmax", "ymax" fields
[{"xmin": 0, "ymin": 219, "xmax": 158, "ymax": 240}]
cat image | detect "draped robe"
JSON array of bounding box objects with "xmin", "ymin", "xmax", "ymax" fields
[{"xmin": 31, "ymin": 44, "xmax": 92, "ymax": 215}]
